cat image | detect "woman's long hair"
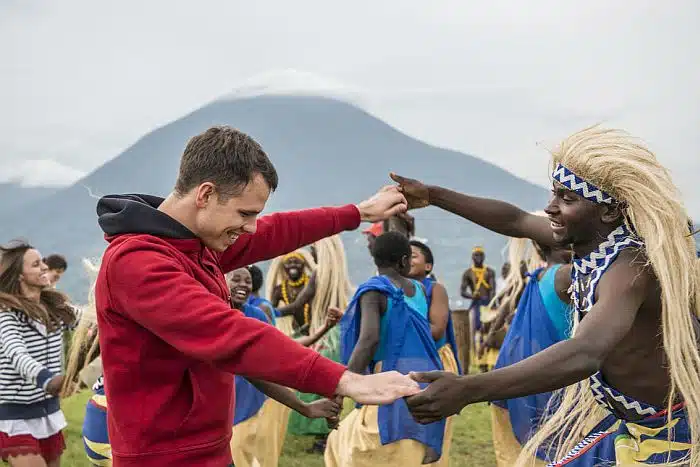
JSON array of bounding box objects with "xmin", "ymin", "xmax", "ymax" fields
[
  {"xmin": 517, "ymin": 126, "xmax": 700, "ymax": 466},
  {"xmin": 0, "ymin": 241, "xmax": 76, "ymax": 331},
  {"xmin": 61, "ymin": 258, "xmax": 101, "ymax": 397}
]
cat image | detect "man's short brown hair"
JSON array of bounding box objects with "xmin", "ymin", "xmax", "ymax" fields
[{"xmin": 174, "ymin": 126, "xmax": 278, "ymax": 199}]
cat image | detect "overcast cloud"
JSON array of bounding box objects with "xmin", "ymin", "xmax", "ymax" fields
[{"xmin": 2, "ymin": 0, "xmax": 698, "ymax": 215}]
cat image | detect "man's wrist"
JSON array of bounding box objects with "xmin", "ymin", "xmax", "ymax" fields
[
  {"xmin": 335, "ymin": 370, "xmax": 361, "ymax": 396},
  {"xmin": 355, "ymin": 203, "xmax": 371, "ymax": 223}
]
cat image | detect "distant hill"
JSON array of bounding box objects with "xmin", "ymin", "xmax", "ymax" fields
[
  {"xmin": 0, "ymin": 95, "xmax": 549, "ymax": 302},
  {"xmin": 0, "ymin": 183, "xmax": 56, "ymax": 216}
]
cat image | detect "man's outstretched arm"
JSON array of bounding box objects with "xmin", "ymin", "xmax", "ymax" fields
[
  {"xmin": 406, "ymin": 249, "xmax": 651, "ymax": 423},
  {"xmin": 107, "ymin": 241, "xmax": 418, "ymax": 406},
  {"xmin": 391, "ymin": 173, "xmax": 555, "ymax": 247},
  {"xmin": 219, "ymin": 186, "xmax": 408, "ymax": 273}
]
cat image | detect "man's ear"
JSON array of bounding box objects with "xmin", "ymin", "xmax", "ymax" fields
[{"xmin": 600, "ymin": 202, "xmax": 625, "ymax": 225}]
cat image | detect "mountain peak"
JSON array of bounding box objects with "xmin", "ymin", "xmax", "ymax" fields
[{"xmin": 222, "ymin": 69, "xmax": 362, "ymax": 104}]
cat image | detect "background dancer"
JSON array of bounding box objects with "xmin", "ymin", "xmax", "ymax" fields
[
  {"xmin": 325, "ymin": 232, "xmax": 447, "ymax": 467},
  {"xmin": 267, "ymin": 250, "xmax": 317, "ymax": 336},
  {"xmin": 0, "ymin": 242, "xmax": 80, "ymax": 467},
  {"xmin": 94, "ymin": 125, "xmax": 418, "ymax": 467},
  {"xmin": 288, "ymin": 235, "xmax": 354, "ymax": 455},
  {"xmin": 461, "ymin": 246, "xmax": 496, "ymax": 365},
  {"xmin": 394, "ymin": 126, "xmax": 700, "ymax": 465},
  {"xmin": 42, "ymin": 254, "xmax": 67, "ymax": 289},
  {"xmin": 246, "ymin": 264, "xmax": 277, "ymax": 322},
  {"xmin": 228, "ymin": 267, "xmax": 341, "ymax": 467},
  {"xmin": 406, "ymin": 239, "xmax": 460, "ymax": 466}
]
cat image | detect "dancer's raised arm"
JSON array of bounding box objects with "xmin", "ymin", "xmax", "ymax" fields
[{"xmin": 390, "ymin": 173, "xmax": 555, "ymax": 247}]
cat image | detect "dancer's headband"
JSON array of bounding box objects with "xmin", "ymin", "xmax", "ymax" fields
[
  {"xmin": 552, "ymin": 163, "xmax": 615, "ymax": 205},
  {"xmin": 472, "ymin": 246, "xmax": 484, "ymax": 254}
]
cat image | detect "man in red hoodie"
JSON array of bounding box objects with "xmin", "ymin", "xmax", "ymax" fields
[{"xmin": 94, "ymin": 126, "xmax": 418, "ymax": 467}]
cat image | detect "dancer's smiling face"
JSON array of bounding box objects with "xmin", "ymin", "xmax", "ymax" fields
[
  {"xmin": 227, "ymin": 267, "xmax": 253, "ymax": 307},
  {"xmin": 283, "ymin": 257, "xmax": 306, "ymax": 281},
  {"xmin": 545, "ymin": 181, "xmax": 622, "ymax": 247},
  {"xmin": 193, "ymin": 174, "xmax": 270, "ymax": 252}
]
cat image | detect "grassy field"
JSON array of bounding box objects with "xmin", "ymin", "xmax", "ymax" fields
[{"xmin": 61, "ymin": 391, "xmax": 497, "ymax": 466}]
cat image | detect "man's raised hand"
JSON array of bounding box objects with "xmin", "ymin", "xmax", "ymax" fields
[
  {"xmin": 335, "ymin": 370, "xmax": 421, "ymax": 405},
  {"xmin": 356, "ymin": 185, "xmax": 408, "ymax": 223}
]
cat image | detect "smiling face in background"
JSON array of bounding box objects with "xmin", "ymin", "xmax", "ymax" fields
[
  {"xmin": 283, "ymin": 256, "xmax": 306, "ymax": 281},
  {"xmin": 20, "ymin": 249, "xmax": 50, "ymax": 292},
  {"xmin": 409, "ymin": 245, "xmax": 432, "ymax": 278},
  {"xmin": 192, "ymin": 174, "xmax": 270, "ymax": 252},
  {"xmin": 227, "ymin": 267, "xmax": 253, "ymax": 307}
]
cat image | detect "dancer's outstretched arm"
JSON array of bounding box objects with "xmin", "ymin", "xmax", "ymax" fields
[
  {"xmin": 406, "ymin": 249, "xmax": 650, "ymax": 423},
  {"xmin": 250, "ymin": 379, "xmax": 341, "ymax": 419},
  {"xmin": 390, "ymin": 173, "xmax": 555, "ymax": 247}
]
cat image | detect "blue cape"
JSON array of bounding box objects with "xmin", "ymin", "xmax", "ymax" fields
[{"xmin": 492, "ymin": 269, "xmax": 564, "ymax": 459}]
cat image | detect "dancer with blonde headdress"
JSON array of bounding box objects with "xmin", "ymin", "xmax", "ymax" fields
[
  {"xmin": 288, "ymin": 235, "xmax": 354, "ymax": 454},
  {"xmin": 267, "ymin": 249, "xmax": 317, "ymax": 336},
  {"xmin": 395, "ymin": 125, "xmax": 700, "ymax": 465}
]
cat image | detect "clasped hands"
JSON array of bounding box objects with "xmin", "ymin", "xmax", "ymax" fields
[{"xmin": 334, "ymin": 370, "xmax": 465, "ymax": 426}]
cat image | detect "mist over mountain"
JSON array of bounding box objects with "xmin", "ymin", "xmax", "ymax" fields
[{"xmin": 0, "ymin": 93, "xmax": 550, "ymax": 302}]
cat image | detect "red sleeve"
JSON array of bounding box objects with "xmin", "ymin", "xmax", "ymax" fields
[
  {"xmin": 105, "ymin": 239, "xmax": 346, "ymax": 397},
  {"xmin": 218, "ymin": 204, "xmax": 361, "ymax": 273}
]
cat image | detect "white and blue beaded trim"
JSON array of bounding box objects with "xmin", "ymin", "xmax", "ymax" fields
[{"xmin": 552, "ymin": 163, "xmax": 614, "ymax": 205}]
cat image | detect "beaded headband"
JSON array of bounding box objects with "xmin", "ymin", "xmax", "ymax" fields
[{"xmin": 552, "ymin": 163, "xmax": 615, "ymax": 205}]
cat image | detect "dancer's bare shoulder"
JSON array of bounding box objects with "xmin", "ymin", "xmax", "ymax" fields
[{"xmin": 554, "ymin": 264, "xmax": 572, "ymax": 303}]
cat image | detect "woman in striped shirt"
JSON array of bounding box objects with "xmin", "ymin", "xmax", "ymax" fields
[{"xmin": 0, "ymin": 241, "xmax": 79, "ymax": 467}]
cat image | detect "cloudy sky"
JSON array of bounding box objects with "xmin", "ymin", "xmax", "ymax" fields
[{"xmin": 2, "ymin": 0, "xmax": 699, "ymax": 216}]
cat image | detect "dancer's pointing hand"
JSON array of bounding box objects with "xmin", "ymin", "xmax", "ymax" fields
[{"xmin": 389, "ymin": 173, "xmax": 430, "ymax": 209}]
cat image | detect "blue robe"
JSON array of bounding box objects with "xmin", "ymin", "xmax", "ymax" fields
[{"xmin": 340, "ymin": 275, "xmax": 446, "ymax": 462}]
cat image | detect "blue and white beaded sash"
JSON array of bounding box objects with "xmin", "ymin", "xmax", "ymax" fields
[{"xmin": 570, "ymin": 225, "xmax": 644, "ymax": 315}]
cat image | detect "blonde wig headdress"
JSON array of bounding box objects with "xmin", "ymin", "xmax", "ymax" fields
[
  {"xmin": 307, "ymin": 235, "xmax": 353, "ymax": 333},
  {"xmin": 517, "ymin": 125, "xmax": 700, "ymax": 465},
  {"xmin": 61, "ymin": 258, "xmax": 101, "ymax": 397}
]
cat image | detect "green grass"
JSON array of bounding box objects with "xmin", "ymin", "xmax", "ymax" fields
[{"xmin": 62, "ymin": 391, "xmax": 496, "ymax": 466}]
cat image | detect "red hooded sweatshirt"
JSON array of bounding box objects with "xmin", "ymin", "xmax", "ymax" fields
[{"xmin": 95, "ymin": 194, "xmax": 358, "ymax": 466}]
